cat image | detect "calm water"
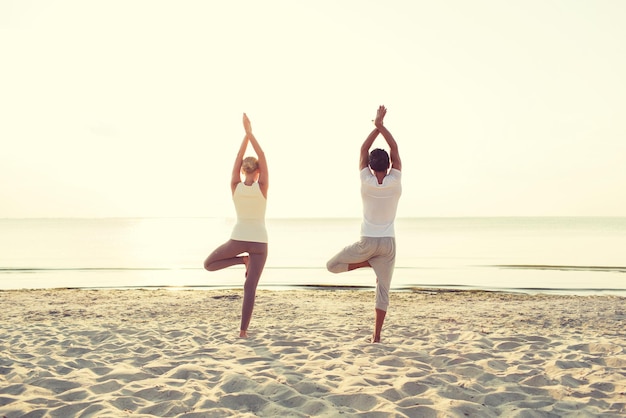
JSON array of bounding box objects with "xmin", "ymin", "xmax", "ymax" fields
[{"xmin": 1, "ymin": 217, "xmax": 625, "ymax": 295}]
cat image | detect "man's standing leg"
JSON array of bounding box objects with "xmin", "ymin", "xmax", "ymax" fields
[{"xmin": 369, "ymin": 237, "xmax": 396, "ymax": 342}]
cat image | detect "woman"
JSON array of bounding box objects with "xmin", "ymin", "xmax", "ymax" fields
[{"xmin": 204, "ymin": 113, "xmax": 268, "ymax": 338}]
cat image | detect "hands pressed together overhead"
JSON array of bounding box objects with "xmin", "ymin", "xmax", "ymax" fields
[
  {"xmin": 374, "ymin": 105, "xmax": 387, "ymax": 128},
  {"xmin": 243, "ymin": 113, "xmax": 252, "ymax": 135}
]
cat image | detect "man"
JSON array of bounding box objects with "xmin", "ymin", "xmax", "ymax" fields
[{"xmin": 327, "ymin": 105, "xmax": 402, "ymax": 343}]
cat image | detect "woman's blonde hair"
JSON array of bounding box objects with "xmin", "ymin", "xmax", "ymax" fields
[{"xmin": 241, "ymin": 156, "xmax": 259, "ymax": 174}]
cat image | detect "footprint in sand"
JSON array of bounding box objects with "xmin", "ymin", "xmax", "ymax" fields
[{"xmin": 326, "ymin": 393, "xmax": 379, "ymax": 411}]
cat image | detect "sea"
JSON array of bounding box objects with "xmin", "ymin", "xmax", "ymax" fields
[{"xmin": 1, "ymin": 217, "xmax": 625, "ymax": 296}]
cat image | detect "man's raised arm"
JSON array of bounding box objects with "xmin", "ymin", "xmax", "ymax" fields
[
  {"xmin": 374, "ymin": 105, "xmax": 401, "ymax": 171},
  {"xmin": 360, "ymin": 128, "xmax": 379, "ymax": 170}
]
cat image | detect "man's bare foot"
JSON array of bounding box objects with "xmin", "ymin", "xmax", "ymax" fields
[
  {"xmin": 239, "ymin": 330, "xmax": 248, "ymax": 338},
  {"xmin": 348, "ymin": 260, "xmax": 371, "ymax": 271},
  {"xmin": 242, "ymin": 256, "xmax": 249, "ymax": 277},
  {"xmin": 371, "ymin": 334, "xmax": 381, "ymax": 343}
]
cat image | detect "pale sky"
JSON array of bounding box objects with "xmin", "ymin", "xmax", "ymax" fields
[{"xmin": 2, "ymin": 1, "xmax": 625, "ymax": 219}]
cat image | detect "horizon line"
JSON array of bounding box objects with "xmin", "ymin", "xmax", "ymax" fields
[{"xmin": 1, "ymin": 215, "xmax": 625, "ymax": 221}]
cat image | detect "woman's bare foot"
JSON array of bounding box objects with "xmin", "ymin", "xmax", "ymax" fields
[
  {"xmin": 371, "ymin": 334, "xmax": 381, "ymax": 343},
  {"xmin": 239, "ymin": 330, "xmax": 248, "ymax": 338},
  {"xmin": 242, "ymin": 256, "xmax": 249, "ymax": 277}
]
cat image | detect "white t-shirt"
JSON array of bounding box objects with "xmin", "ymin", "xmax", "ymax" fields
[
  {"xmin": 360, "ymin": 168, "xmax": 402, "ymax": 237},
  {"xmin": 230, "ymin": 182, "xmax": 268, "ymax": 243}
]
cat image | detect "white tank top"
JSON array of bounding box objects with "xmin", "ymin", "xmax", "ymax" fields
[{"xmin": 230, "ymin": 182, "xmax": 268, "ymax": 243}]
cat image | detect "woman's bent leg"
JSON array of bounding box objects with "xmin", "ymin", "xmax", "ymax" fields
[
  {"xmin": 204, "ymin": 240, "xmax": 247, "ymax": 271},
  {"xmin": 240, "ymin": 242, "xmax": 268, "ymax": 334}
]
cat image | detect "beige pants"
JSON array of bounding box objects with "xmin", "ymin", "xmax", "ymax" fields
[{"xmin": 326, "ymin": 237, "xmax": 396, "ymax": 311}]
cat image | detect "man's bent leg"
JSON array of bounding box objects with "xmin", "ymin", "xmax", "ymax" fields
[{"xmin": 327, "ymin": 238, "xmax": 376, "ymax": 274}]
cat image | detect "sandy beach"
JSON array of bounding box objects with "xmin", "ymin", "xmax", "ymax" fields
[{"xmin": 0, "ymin": 289, "xmax": 624, "ymax": 417}]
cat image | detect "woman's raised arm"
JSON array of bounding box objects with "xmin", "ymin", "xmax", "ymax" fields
[
  {"xmin": 243, "ymin": 113, "xmax": 268, "ymax": 197},
  {"xmin": 231, "ymin": 134, "xmax": 248, "ymax": 194}
]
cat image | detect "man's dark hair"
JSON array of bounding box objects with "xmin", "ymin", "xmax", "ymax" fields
[{"xmin": 369, "ymin": 148, "xmax": 390, "ymax": 172}]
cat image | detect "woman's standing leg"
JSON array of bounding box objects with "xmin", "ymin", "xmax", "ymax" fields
[{"xmin": 239, "ymin": 242, "xmax": 268, "ymax": 336}]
